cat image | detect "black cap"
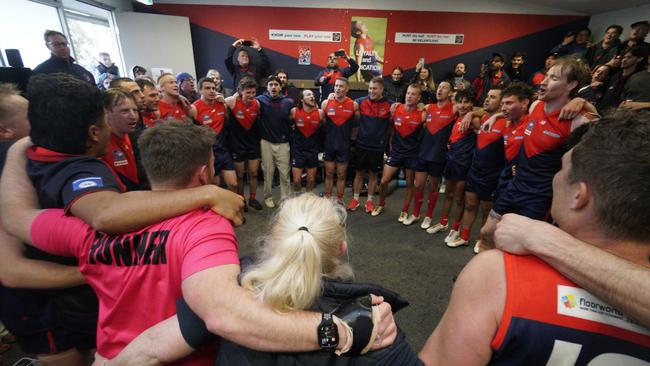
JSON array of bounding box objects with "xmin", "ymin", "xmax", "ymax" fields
[{"xmin": 631, "ymin": 20, "xmax": 650, "ymax": 28}]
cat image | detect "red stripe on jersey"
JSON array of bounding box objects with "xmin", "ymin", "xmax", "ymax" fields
[
  {"xmin": 325, "ymin": 97, "xmax": 355, "ymax": 126},
  {"xmin": 157, "ymin": 100, "xmax": 187, "ymax": 121},
  {"xmin": 392, "ymin": 104, "xmax": 423, "ymax": 138},
  {"xmin": 523, "ymin": 102, "xmax": 570, "ymax": 158},
  {"xmin": 294, "ymin": 108, "xmax": 321, "ymax": 138},
  {"xmin": 449, "ymin": 116, "xmax": 474, "ymax": 144},
  {"xmin": 193, "ymin": 99, "xmax": 226, "ymax": 134},
  {"xmin": 425, "ymin": 101, "xmax": 455, "ymax": 135},
  {"xmin": 232, "ymin": 99, "xmax": 259, "ymax": 131},
  {"xmin": 477, "ymin": 117, "xmax": 507, "ymax": 149},
  {"xmin": 504, "ymin": 114, "xmax": 528, "ymax": 162}
]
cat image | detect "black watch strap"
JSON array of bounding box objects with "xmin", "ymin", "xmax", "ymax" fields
[{"xmin": 317, "ymin": 311, "xmax": 339, "ymax": 351}]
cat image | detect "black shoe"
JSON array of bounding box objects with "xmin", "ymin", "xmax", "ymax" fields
[
  {"xmin": 244, "ymin": 201, "xmax": 249, "ymax": 212},
  {"xmin": 249, "ymin": 199, "xmax": 263, "ymax": 211}
]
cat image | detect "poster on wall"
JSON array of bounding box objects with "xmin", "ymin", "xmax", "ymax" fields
[
  {"xmin": 298, "ymin": 46, "xmax": 311, "ymax": 65},
  {"xmin": 394, "ymin": 32, "xmax": 465, "ymax": 45},
  {"xmin": 349, "ymin": 16, "xmax": 387, "ymax": 82}
]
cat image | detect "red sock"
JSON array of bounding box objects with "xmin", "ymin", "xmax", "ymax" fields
[
  {"xmin": 440, "ymin": 214, "xmax": 449, "ymax": 226},
  {"xmin": 325, "ymin": 192, "xmax": 332, "ymax": 198},
  {"xmin": 452, "ymin": 220, "xmax": 461, "ymax": 231},
  {"xmin": 379, "ymin": 197, "xmax": 386, "ymax": 206},
  {"xmin": 426, "ymin": 192, "xmax": 439, "ymax": 218},
  {"xmin": 402, "ymin": 199, "xmax": 410, "ymax": 213},
  {"xmin": 413, "ymin": 192, "xmax": 424, "ymax": 217},
  {"xmin": 461, "ymin": 228, "xmax": 471, "ymax": 241},
  {"xmin": 337, "ymin": 192, "xmax": 344, "ymax": 200},
  {"xmin": 249, "ymin": 191, "xmax": 256, "ymax": 201}
]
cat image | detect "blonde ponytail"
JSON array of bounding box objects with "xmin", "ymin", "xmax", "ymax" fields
[{"xmin": 241, "ymin": 193, "xmax": 350, "ymax": 312}]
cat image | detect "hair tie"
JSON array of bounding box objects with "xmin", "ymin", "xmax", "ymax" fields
[{"xmin": 298, "ymin": 226, "xmax": 309, "ymax": 232}]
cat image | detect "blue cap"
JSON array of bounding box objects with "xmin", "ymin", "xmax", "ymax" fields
[{"xmin": 176, "ymin": 72, "xmax": 194, "ymax": 85}]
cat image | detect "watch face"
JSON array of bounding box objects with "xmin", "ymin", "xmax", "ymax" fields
[{"xmin": 318, "ymin": 313, "xmax": 339, "ymax": 350}]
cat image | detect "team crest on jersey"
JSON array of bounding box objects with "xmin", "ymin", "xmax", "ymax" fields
[
  {"xmin": 236, "ymin": 110, "xmax": 245, "ymax": 119},
  {"xmin": 112, "ymin": 149, "xmax": 128, "ymax": 166},
  {"xmin": 395, "ymin": 117, "xmax": 403, "ymax": 126},
  {"xmin": 327, "ymin": 107, "xmax": 336, "ymax": 116},
  {"xmin": 202, "ymin": 115, "xmax": 212, "ymax": 125},
  {"xmin": 296, "ymin": 118, "xmax": 304, "ymax": 126},
  {"xmin": 525, "ymin": 120, "xmax": 535, "ymax": 136}
]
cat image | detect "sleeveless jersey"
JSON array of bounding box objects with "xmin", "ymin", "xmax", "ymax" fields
[
  {"xmin": 324, "ymin": 97, "xmax": 356, "ymax": 151},
  {"xmin": 419, "ymin": 101, "xmax": 455, "ymax": 163},
  {"xmin": 194, "ymin": 99, "xmax": 227, "ymax": 149},
  {"xmin": 292, "ymin": 107, "xmax": 321, "ymax": 154},
  {"xmin": 447, "ymin": 115, "xmax": 477, "ymax": 166},
  {"xmin": 157, "ymin": 100, "xmax": 187, "ymax": 121},
  {"xmin": 101, "ymin": 133, "xmax": 139, "ymax": 190},
  {"xmin": 391, "ymin": 104, "xmax": 423, "ymax": 156},
  {"xmin": 140, "ymin": 111, "xmax": 158, "ymax": 128},
  {"xmin": 228, "ymin": 99, "xmax": 259, "ymax": 153},
  {"xmin": 471, "ymin": 116, "xmax": 506, "ymax": 173},
  {"xmin": 511, "ymin": 101, "xmax": 591, "ymax": 198},
  {"xmin": 490, "ymin": 253, "xmax": 650, "ymax": 365}
]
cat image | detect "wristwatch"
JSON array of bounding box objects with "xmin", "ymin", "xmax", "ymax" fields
[{"xmin": 317, "ymin": 311, "xmax": 339, "ymax": 351}]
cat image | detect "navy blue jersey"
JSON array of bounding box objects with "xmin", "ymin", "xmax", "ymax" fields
[
  {"xmin": 324, "ymin": 97, "xmax": 356, "ymax": 151},
  {"xmin": 228, "ymin": 99, "xmax": 260, "ymax": 154},
  {"xmin": 419, "ymin": 101, "xmax": 455, "ymax": 163},
  {"xmin": 256, "ymin": 92, "xmax": 294, "ymax": 143},
  {"xmin": 510, "ymin": 102, "xmax": 590, "ymax": 199},
  {"xmin": 446, "ymin": 116, "xmax": 477, "ymax": 167},
  {"xmin": 470, "ymin": 117, "xmax": 506, "ymax": 175},
  {"xmin": 390, "ymin": 104, "xmax": 424, "ymax": 157},
  {"xmin": 490, "ymin": 253, "xmax": 650, "ymax": 365},
  {"xmin": 355, "ymin": 96, "xmax": 391, "ymax": 151},
  {"xmin": 292, "ymin": 107, "xmax": 321, "ymax": 155}
]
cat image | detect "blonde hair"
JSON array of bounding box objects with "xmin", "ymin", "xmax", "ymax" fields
[{"xmin": 241, "ymin": 193, "xmax": 353, "ymax": 312}]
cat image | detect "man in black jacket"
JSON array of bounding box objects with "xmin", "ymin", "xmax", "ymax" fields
[
  {"xmin": 314, "ymin": 50, "xmax": 359, "ymax": 103},
  {"xmin": 225, "ymin": 38, "xmax": 270, "ymax": 91},
  {"xmin": 33, "ymin": 30, "xmax": 95, "ymax": 85}
]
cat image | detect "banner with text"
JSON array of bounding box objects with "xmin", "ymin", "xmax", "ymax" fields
[
  {"xmin": 350, "ymin": 16, "xmax": 388, "ymax": 82},
  {"xmin": 395, "ymin": 32, "xmax": 464, "ymax": 45},
  {"xmin": 269, "ymin": 29, "xmax": 341, "ymax": 42}
]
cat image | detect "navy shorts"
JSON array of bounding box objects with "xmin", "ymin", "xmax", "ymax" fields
[
  {"xmin": 443, "ymin": 159, "xmax": 471, "ymax": 181},
  {"xmin": 214, "ymin": 148, "xmax": 235, "ymax": 173},
  {"xmin": 414, "ymin": 159, "xmax": 445, "ymax": 177},
  {"xmin": 385, "ymin": 152, "xmax": 417, "ymax": 170},
  {"xmin": 231, "ymin": 148, "xmax": 260, "ymax": 162},
  {"xmin": 465, "ymin": 168, "xmax": 500, "ymax": 201},
  {"xmin": 292, "ymin": 152, "xmax": 319, "ymax": 168},
  {"xmin": 324, "ymin": 147, "xmax": 350, "ymax": 163},
  {"xmin": 492, "ymin": 186, "xmax": 551, "ymax": 220},
  {"xmin": 354, "ymin": 147, "xmax": 383, "ymax": 172}
]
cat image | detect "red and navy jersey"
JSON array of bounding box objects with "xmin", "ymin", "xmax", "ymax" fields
[
  {"xmin": 228, "ymin": 99, "xmax": 259, "ymax": 153},
  {"xmin": 511, "ymin": 102, "xmax": 591, "ymax": 198},
  {"xmin": 157, "ymin": 100, "xmax": 187, "ymax": 121},
  {"xmin": 470, "ymin": 116, "xmax": 506, "ymax": 174},
  {"xmin": 140, "ymin": 111, "xmax": 159, "ymax": 128},
  {"xmin": 391, "ymin": 104, "xmax": 424, "ymax": 156},
  {"xmin": 101, "ymin": 133, "xmax": 140, "ymax": 191},
  {"xmin": 503, "ymin": 115, "xmax": 528, "ymax": 164},
  {"xmin": 490, "ymin": 253, "xmax": 650, "ymax": 365},
  {"xmin": 419, "ymin": 101, "xmax": 455, "ymax": 163},
  {"xmin": 324, "ymin": 97, "xmax": 356, "ymax": 151},
  {"xmin": 292, "ymin": 107, "xmax": 321, "ymax": 154},
  {"xmin": 355, "ymin": 96, "xmax": 391, "ymax": 151},
  {"xmin": 194, "ymin": 99, "xmax": 228, "ymax": 149},
  {"xmin": 447, "ymin": 116, "xmax": 477, "ymax": 167}
]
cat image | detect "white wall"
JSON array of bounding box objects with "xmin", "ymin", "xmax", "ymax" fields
[
  {"xmin": 114, "ymin": 12, "xmax": 196, "ymax": 79},
  {"xmin": 154, "ymin": 0, "xmax": 582, "ymax": 15},
  {"xmin": 588, "ymin": 5, "xmax": 650, "ymax": 40}
]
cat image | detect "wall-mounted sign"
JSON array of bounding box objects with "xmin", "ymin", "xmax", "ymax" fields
[
  {"xmin": 395, "ymin": 33, "xmax": 464, "ymax": 45},
  {"xmin": 298, "ymin": 46, "xmax": 311, "ymax": 65},
  {"xmin": 269, "ymin": 29, "xmax": 341, "ymax": 42}
]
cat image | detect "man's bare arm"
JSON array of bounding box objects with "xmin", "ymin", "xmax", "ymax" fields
[
  {"xmin": 494, "ymin": 214, "xmax": 650, "ymax": 328},
  {"xmin": 0, "ymin": 224, "xmax": 85, "ymax": 289},
  {"xmin": 419, "ymin": 250, "xmax": 505, "ymax": 365},
  {"xmin": 0, "ymin": 139, "xmax": 244, "ymax": 235}
]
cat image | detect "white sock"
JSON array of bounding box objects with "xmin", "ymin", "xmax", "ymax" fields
[
  {"xmin": 353, "ymin": 193, "xmax": 360, "ymax": 200},
  {"xmin": 367, "ymin": 194, "xmax": 373, "ymax": 202}
]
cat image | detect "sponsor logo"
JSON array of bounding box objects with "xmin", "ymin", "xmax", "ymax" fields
[
  {"xmin": 395, "ymin": 117, "xmax": 402, "ymax": 126},
  {"xmin": 543, "ymin": 130, "xmax": 561, "ymax": 138},
  {"xmin": 557, "ymin": 285, "xmax": 650, "ymax": 335},
  {"xmin": 72, "ymin": 177, "xmax": 104, "ymax": 191},
  {"xmin": 327, "ymin": 108, "xmax": 336, "ymax": 116}
]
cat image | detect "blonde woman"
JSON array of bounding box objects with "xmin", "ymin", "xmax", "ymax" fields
[{"xmin": 217, "ymin": 193, "xmax": 423, "ymax": 365}]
